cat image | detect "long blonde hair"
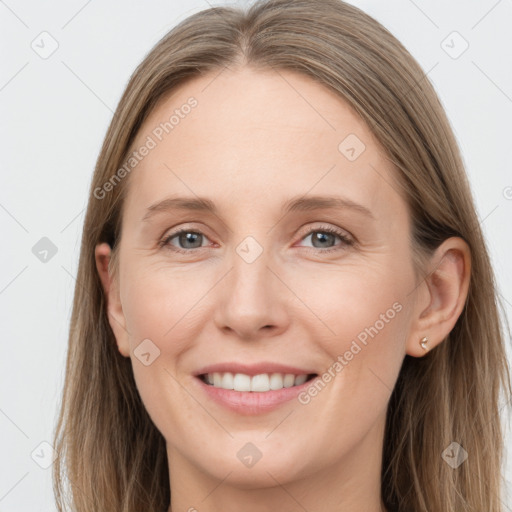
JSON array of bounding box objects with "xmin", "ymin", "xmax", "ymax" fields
[{"xmin": 52, "ymin": 1, "xmax": 512, "ymax": 510}]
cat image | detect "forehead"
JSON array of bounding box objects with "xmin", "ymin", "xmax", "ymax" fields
[{"xmin": 123, "ymin": 66, "xmax": 404, "ymax": 223}]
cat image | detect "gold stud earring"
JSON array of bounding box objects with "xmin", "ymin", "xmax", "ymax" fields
[{"xmin": 420, "ymin": 336, "xmax": 429, "ymax": 351}]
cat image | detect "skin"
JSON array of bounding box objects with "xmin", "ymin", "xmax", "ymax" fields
[{"xmin": 95, "ymin": 66, "xmax": 471, "ymax": 512}]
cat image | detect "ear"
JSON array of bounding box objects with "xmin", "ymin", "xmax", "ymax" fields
[
  {"xmin": 95, "ymin": 242, "xmax": 130, "ymax": 358},
  {"xmin": 406, "ymin": 237, "xmax": 471, "ymax": 357}
]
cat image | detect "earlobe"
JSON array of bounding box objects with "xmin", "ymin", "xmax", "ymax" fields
[
  {"xmin": 94, "ymin": 243, "xmax": 131, "ymax": 358},
  {"xmin": 406, "ymin": 237, "xmax": 471, "ymax": 357}
]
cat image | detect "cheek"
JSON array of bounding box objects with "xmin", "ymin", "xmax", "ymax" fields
[
  {"xmin": 297, "ymin": 261, "xmax": 409, "ymax": 342},
  {"xmin": 119, "ymin": 265, "xmax": 207, "ymax": 437},
  {"xmin": 291, "ymin": 261, "xmax": 411, "ymax": 401},
  {"xmin": 121, "ymin": 263, "xmax": 210, "ymax": 347}
]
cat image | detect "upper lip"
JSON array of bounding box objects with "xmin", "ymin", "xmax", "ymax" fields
[{"xmin": 194, "ymin": 362, "xmax": 317, "ymax": 377}]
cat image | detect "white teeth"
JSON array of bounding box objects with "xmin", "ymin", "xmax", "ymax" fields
[
  {"xmin": 269, "ymin": 373, "xmax": 283, "ymax": 390},
  {"xmin": 202, "ymin": 372, "xmax": 312, "ymax": 392},
  {"xmin": 251, "ymin": 373, "xmax": 269, "ymax": 392},
  {"xmin": 221, "ymin": 372, "xmax": 234, "ymax": 390},
  {"xmin": 233, "ymin": 373, "xmax": 251, "ymax": 391},
  {"xmin": 294, "ymin": 374, "xmax": 308, "ymax": 386},
  {"xmin": 283, "ymin": 374, "xmax": 296, "ymax": 388}
]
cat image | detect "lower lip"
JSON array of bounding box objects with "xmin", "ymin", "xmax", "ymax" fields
[{"xmin": 194, "ymin": 375, "xmax": 318, "ymax": 415}]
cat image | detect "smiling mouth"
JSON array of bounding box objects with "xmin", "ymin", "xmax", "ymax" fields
[{"xmin": 198, "ymin": 372, "xmax": 318, "ymax": 392}]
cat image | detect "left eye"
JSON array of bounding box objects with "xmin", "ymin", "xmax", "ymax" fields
[
  {"xmin": 159, "ymin": 226, "xmax": 353, "ymax": 253},
  {"xmin": 297, "ymin": 227, "xmax": 353, "ymax": 251}
]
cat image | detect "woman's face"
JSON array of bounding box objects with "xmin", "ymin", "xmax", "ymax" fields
[{"xmin": 104, "ymin": 66, "xmax": 424, "ymax": 490}]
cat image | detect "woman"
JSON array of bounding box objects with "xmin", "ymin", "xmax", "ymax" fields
[{"xmin": 52, "ymin": 0, "xmax": 512, "ymax": 511}]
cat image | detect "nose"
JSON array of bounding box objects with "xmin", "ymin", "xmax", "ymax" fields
[{"xmin": 213, "ymin": 244, "xmax": 290, "ymax": 341}]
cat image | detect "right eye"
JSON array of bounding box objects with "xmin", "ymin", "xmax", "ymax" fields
[{"xmin": 159, "ymin": 229, "xmax": 213, "ymax": 253}]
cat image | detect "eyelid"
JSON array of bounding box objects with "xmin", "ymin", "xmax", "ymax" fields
[
  {"xmin": 296, "ymin": 222, "xmax": 353, "ymax": 242},
  {"xmin": 159, "ymin": 222, "xmax": 213, "ymax": 243}
]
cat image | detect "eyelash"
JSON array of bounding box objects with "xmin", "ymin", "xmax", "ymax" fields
[{"xmin": 158, "ymin": 224, "xmax": 354, "ymax": 255}]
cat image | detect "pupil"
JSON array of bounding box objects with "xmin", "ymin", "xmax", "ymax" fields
[
  {"xmin": 180, "ymin": 232, "xmax": 201, "ymax": 248},
  {"xmin": 313, "ymin": 232, "xmax": 334, "ymax": 248}
]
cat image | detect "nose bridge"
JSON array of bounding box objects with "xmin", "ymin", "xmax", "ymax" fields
[
  {"xmin": 213, "ymin": 233, "xmax": 288, "ymax": 338},
  {"xmin": 232, "ymin": 234, "xmax": 272, "ymax": 297}
]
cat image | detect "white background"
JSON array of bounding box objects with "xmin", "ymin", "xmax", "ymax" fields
[{"xmin": 1, "ymin": 0, "xmax": 511, "ymax": 510}]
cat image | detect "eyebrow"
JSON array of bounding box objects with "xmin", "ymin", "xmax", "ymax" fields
[{"xmin": 142, "ymin": 194, "xmax": 375, "ymax": 222}]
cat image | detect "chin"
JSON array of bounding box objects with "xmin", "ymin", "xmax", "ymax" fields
[{"xmin": 198, "ymin": 448, "xmax": 309, "ymax": 488}]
